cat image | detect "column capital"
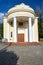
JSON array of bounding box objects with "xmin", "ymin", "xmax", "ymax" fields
[
  {"xmin": 13, "ymin": 16, "xmax": 16, "ymax": 18},
  {"xmin": 35, "ymin": 17, "xmax": 39, "ymax": 19},
  {"xmin": 29, "ymin": 17, "xmax": 33, "ymax": 21},
  {"xmin": 29, "ymin": 17, "xmax": 32, "ymax": 20},
  {"xmin": 29, "ymin": 17, "xmax": 32, "ymax": 18}
]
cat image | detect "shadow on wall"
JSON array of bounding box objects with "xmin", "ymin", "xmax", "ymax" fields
[{"xmin": 0, "ymin": 47, "xmax": 19, "ymax": 65}]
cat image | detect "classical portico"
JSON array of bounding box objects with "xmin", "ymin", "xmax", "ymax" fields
[{"xmin": 3, "ymin": 3, "xmax": 38, "ymax": 42}]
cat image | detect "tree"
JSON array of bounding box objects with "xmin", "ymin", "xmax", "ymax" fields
[
  {"xmin": 35, "ymin": 6, "xmax": 43, "ymax": 40},
  {"xmin": 0, "ymin": 23, "xmax": 3, "ymax": 39}
]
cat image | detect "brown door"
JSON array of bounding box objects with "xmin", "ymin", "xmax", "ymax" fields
[{"xmin": 18, "ymin": 34, "xmax": 24, "ymax": 42}]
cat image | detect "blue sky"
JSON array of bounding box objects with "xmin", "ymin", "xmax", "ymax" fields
[
  {"xmin": 0, "ymin": 0, "xmax": 43, "ymax": 13},
  {"xmin": 0, "ymin": 0, "xmax": 43, "ymax": 23}
]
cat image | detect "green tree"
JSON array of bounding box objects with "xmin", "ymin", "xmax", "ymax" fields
[
  {"xmin": 0, "ymin": 23, "xmax": 3, "ymax": 39},
  {"xmin": 35, "ymin": 6, "xmax": 43, "ymax": 40}
]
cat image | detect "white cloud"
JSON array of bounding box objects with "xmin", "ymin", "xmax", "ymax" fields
[
  {"xmin": 0, "ymin": 13, "xmax": 4, "ymax": 23},
  {"xmin": 0, "ymin": 13, "xmax": 4, "ymax": 18}
]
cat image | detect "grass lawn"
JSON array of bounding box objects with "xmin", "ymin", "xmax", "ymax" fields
[
  {"xmin": 0, "ymin": 39, "xmax": 2, "ymax": 43},
  {"xmin": 40, "ymin": 38, "xmax": 43, "ymax": 42}
]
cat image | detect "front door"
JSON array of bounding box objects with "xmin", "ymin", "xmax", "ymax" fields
[{"xmin": 18, "ymin": 34, "xmax": 24, "ymax": 42}]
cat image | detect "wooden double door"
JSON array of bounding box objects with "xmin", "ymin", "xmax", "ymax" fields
[{"xmin": 18, "ymin": 34, "xmax": 24, "ymax": 42}]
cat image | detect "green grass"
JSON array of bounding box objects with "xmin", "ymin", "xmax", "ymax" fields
[
  {"xmin": 40, "ymin": 38, "xmax": 43, "ymax": 42},
  {"xmin": 0, "ymin": 39, "xmax": 2, "ymax": 43}
]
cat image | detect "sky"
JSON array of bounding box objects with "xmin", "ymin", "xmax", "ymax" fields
[{"xmin": 0, "ymin": 0, "xmax": 43, "ymax": 23}]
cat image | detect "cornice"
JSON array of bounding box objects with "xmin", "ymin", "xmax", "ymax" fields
[{"xmin": 7, "ymin": 9, "xmax": 35, "ymax": 16}]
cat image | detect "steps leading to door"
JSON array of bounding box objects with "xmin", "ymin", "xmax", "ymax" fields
[{"xmin": 3, "ymin": 42, "xmax": 42, "ymax": 46}]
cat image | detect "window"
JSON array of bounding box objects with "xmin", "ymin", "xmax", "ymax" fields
[
  {"xmin": 18, "ymin": 22, "xmax": 23, "ymax": 27},
  {"xmin": 11, "ymin": 32, "xmax": 12, "ymax": 37},
  {"xmin": 10, "ymin": 22, "xmax": 13, "ymax": 27}
]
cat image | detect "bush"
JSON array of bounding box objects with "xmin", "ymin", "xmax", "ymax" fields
[
  {"xmin": 2, "ymin": 38, "xmax": 8, "ymax": 42},
  {"xmin": 0, "ymin": 34, "xmax": 2, "ymax": 39}
]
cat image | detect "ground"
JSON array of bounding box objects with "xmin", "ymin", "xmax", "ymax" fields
[{"xmin": 0, "ymin": 44, "xmax": 43, "ymax": 65}]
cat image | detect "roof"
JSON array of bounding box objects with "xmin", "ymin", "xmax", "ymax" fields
[{"xmin": 7, "ymin": 3, "xmax": 35, "ymax": 14}]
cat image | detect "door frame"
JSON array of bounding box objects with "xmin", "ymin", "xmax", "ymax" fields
[{"xmin": 17, "ymin": 34, "xmax": 24, "ymax": 42}]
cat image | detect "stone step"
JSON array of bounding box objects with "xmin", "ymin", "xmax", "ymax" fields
[{"xmin": 3, "ymin": 42, "xmax": 41, "ymax": 46}]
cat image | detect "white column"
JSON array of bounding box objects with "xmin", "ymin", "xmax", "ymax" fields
[
  {"xmin": 34, "ymin": 17, "xmax": 38, "ymax": 42},
  {"xmin": 29, "ymin": 17, "xmax": 32, "ymax": 42},
  {"xmin": 7, "ymin": 22, "xmax": 10, "ymax": 42},
  {"xmin": 13, "ymin": 17, "xmax": 17, "ymax": 42},
  {"xmin": 25, "ymin": 22, "xmax": 28, "ymax": 42},
  {"xmin": 32, "ymin": 21, "xmax": 34, "ymax": 42}
]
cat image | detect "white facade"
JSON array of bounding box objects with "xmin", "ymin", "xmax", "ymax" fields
[{"xmin": 3, "ymin": 3, "xmax": 38, "ymax": 42}]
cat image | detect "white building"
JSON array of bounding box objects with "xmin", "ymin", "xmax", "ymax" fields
[{"xmin": 3, "ymin": 3, "xmax": 38, "ymax": 42}]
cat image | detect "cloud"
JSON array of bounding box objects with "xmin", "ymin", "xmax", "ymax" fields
[
  {"xmin": 0, "ymin": 13, "xmax": 4, "ymax": 18},
  {"xmin": 0, "ymin": 13, "xmax": 4, "ymax": 23}
]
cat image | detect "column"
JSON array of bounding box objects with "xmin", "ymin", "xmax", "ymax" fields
[
  {"xmin": 25, "ymin": 22, "xmax": 28, "ymax": 42},
  {"xmin": 29, "ymin": 17, "xmax": 32, "ymax": 42},
  {"xmin": 34, "ymin": 17, "xmax": 38, "ymax": 42},
  {"xmin": 7, "ymin": 22, "xmax": 10, "ymax": 42},
  {"xmin": 3, "ymin": 17, "xmax": 10, "ymax": 42},
  {"xmin": 3, "ymin": 17, "xmax": 7, "ymax": 38},
  {"xmin": 13, "ymin": 17, "xmax": 17, "ymax": 42},
  {"xmin": 32, "ymin": 21, "xmax": 34, "ymax": 42}
]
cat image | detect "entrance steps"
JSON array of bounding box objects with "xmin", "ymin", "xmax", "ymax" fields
[{"xmin": 3, "ymin": 42, "xmax": 41, "ymax": 46}]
